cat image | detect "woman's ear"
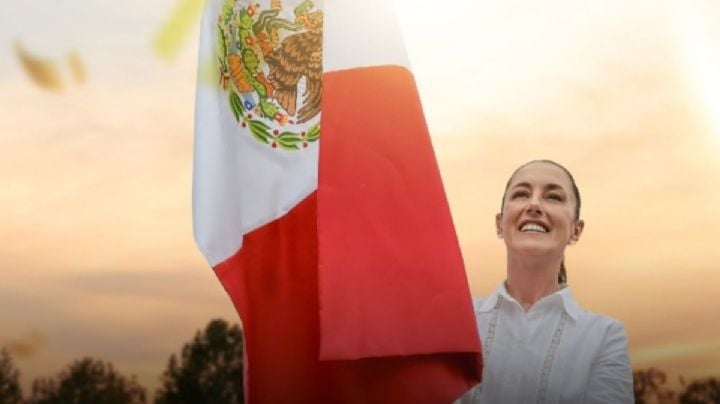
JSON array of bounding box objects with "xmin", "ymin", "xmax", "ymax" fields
[
  {"xmin": 496, "ymin": 213, "xmax": 503, "ymax": 238},
  {"xmin": 569, "ymin": 219, "xmax": 585, "ymax": 244}
]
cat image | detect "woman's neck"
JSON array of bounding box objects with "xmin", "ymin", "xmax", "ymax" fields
[{"xmin": 505, "ymin": 254, "xmax": 562, "ymax": 311}]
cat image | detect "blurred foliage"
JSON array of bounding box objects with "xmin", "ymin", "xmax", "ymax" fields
[
  {"xmin": 14, "ymin": 42, "xmax": 87, "ymax": 91},
  {"xmin": 678, "ymin": 378, "xmax": 720, "ymax": 404},
  {"xmin": 154, "ymin": 318, "xmax": 244, "ymax": 404},
  {"xmin": 0, "ymin": 348, "xmax": 23, "ymax": 404},
  {"xmin": 152, "ymin": 0, "xmax": 205, "ymax": 59},
  {"xmin": 67, "ymin": 51, "xmax": 86, "ymax": 84},
  {"xmin": 27, "ymin": 357, "xmax": 146, "ymax": 404},
  {"xmin": 14, "ymin": 42, "xmax": 65, "ymax": 92},
  {"xmin": 634, "ymin": 367, "xmax": 677, "ymax": 403},
  {"xmin": 634, "ymin": 367, "xmax": 720, "ymax": 404}
]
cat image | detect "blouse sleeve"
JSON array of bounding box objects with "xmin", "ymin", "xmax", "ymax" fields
[{"xmin": 583, "ymin": 319, "xmax": 633, "ymax": 404}]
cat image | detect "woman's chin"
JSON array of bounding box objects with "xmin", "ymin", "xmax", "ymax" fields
[{"xmin": 508, "ymin": 241, "xmax": 558, "ymax": 257}]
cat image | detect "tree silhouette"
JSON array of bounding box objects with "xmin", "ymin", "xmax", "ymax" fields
[
  {"xmin": 679, "ymin": 377, "xmax": 720, "ymax": 404},
  {"xmin": 28, "ymin": 357, "xmax": 146, "ymax": 404},
  {"xmin": 633, "ymin": 367, "xmax": 676, "ymax": 404},
  {"xmin": 0, "ymin": 348, "xmax": 23, "ymax": 404},
  {"xmin": 154, "ymin": 319, "xmax": 244, "ymax": 404}
]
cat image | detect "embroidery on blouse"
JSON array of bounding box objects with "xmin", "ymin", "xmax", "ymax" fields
[
  {"xmin": 475, "ymin": 298, "xmax": 502, "ymax": 397},
  {"xmin": 536, "ymin": 311, "xmax": 569, "ymax": 404},
  {"xmin": 483, "ymin": 298, "xmax": 502, "ymax": 362}
]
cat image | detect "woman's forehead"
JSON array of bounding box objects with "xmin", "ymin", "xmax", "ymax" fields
[{"xmin": 509, "ymin": 162, "xmax": 572, "ymax": 189}]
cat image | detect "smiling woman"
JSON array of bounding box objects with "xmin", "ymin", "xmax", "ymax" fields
[
  {"xmin": 456, "ymin": 160, "xmax": 633, "ymax": 404},
  {"xmin": 498, "ymin": 160, "xmax": 583, "ymax": 286}
]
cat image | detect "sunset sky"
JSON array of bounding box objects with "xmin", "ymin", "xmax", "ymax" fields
[{"xmin": 2, "ymin": 0, "xmax": 720, "ymax": 396}]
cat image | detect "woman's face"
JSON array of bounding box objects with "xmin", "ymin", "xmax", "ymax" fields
[{"xmin": 496, "ymin": 162, "xmax": 584, "ymax": 258}]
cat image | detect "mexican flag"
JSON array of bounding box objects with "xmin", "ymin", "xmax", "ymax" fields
[{"xmin": 193, "ymin": 0, "xmax": 482, "ymax": 402}]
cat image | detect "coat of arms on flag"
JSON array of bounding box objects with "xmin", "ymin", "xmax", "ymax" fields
[{"xmin": 217, "ymin": 0, "xmax": 321, "ymax": 150}]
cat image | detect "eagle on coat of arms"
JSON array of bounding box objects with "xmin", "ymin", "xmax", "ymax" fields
[{"xmin": 217, "ymin": 0, "xmax": 322, "ymax": 150}]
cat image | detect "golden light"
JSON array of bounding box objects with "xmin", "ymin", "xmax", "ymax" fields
[{"xmin": 671, "ymin": 2, "xmax": 720, "ymax": 145}]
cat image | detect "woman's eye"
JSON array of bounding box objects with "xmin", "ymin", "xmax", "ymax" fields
[
  {"xmin": 546, "ymin": 193, "xmax": 563, "ymax": 201},
  {"xmin": 511, "ymin": 191, "xmax": 529, "ymax": 199}
]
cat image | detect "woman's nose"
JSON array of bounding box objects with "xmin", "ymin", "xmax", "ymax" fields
[{"xmin": 525, "ymin": 196, "xmax": 543, "ymax": 215}]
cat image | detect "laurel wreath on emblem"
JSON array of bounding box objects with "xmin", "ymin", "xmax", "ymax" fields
[{"xmin": 217, "ymin": 0, "xmax": 322, "ymax": 151}]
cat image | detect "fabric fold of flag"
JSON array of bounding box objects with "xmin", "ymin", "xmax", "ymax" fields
[{"xmin": 193, "ymin": 0, "xmax": 482, "ymax": 402}]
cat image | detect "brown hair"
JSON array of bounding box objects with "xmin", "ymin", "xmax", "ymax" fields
[{"xmin": 500, "ymin": 160, "xmax": 581, "ymax": 284}]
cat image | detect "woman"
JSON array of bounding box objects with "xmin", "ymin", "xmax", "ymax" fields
[{"xmin": 457, "ymin": 160, "xmax": 633, "ymax": 404}]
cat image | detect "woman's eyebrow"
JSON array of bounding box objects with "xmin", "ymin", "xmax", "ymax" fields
[
  {"xmin": 544, "ymin": 183, "xmax": 566, "ymax": 192},
  {"xmin": 510, "ymin": 182, "xmax": 567, "ymax": 193},
  {"xmin": 510, "ymin": 182, "xmax": 531, "ymax": 189}
]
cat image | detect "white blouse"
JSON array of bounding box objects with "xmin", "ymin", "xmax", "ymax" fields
[{"xmin": 455, "ymin": 283, "xmax": 633, "ymax": 404}]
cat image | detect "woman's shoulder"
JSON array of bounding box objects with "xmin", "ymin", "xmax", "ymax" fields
[
  {"xmin": 471, "ymin": 295, "xmax": 498, "ymax": 315},
  {"xmin": 568, "ymin": 305, "xmax": 628, "ymax": 344},
  {"xmin": 572, "ymin": 303, "xmax": 625, "ymax": 328},
  {"xmin": 555, "ymin": 287, "xmax": 627, "ymax": 332},
  {"xmin": 583, "ymin": 312, "xmax": 627, "ymax": 333}
]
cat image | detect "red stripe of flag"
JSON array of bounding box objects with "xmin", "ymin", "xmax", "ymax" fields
[{"xmin": 318, "ymin": 66, "xmax": 481, "ymax": 362}]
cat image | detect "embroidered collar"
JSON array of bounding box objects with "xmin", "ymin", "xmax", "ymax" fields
[{"xmin": 476, "ymin": 281, "xmax": 582, "ymax": 322}]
